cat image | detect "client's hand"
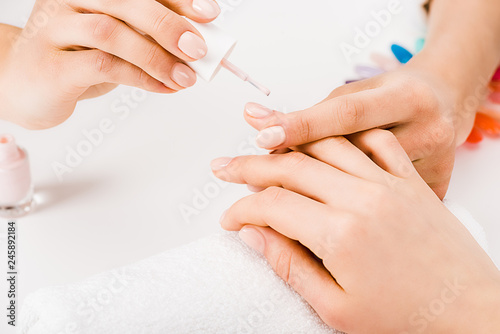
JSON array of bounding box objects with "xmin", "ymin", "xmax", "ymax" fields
[
  {"xmin": 211, "ymin": 130, "xmax": 500, "ymax": 333},
  {"xmin": 0, "ymin": 0, "xmax": 220, "ymax": 129},
  {"xmin": 242, "ymin": 60, "xmax": 485, "ymax": 199}
]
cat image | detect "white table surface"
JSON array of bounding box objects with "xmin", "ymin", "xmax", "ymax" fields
[{"xmin": 1, "ymin": 1, "xmax": 499, "ymax": 331}]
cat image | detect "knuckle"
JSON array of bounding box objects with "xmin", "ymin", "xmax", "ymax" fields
[
  {"xmin": 321, "ymin": 136, "xmax": 350, "ymax": 150},
  {"xmin": 431, "ymin": 121, "xmax": 455, "ymax": 147},
  {"xmin": 373, "ymin": 129, "xmax": 398, "ymax": 147},
  {"xmin": 400, "ymin": 76, "xmax": 440, "ymax": 111},
  {"xmin": 336, "ymin": 96, "xmax": 364, "ymax": 133},
  {"xmin": 152, "ymin": 11, "xmax": 175, "ymax": 33},
  {"xmin": 281, "ymin": 152, "xmax": 309, "ymax": 172},
  {"xmin": 144, "ymin": 45, "xmax": 162, "ymax": 68},
  {"xmin": 260, "ymin": 186, "xmax": 285, "ymax": 208},
  {"xmin": 92, "ymin": 51, "xmax": 115, "ymax": 74},
  {"xmin": 363, "ymin": 185, "xmax": 393, "ymax": 215},
  {"xmin": 274, "ymin": 249, "xmax": 293, "ymax": 284},
  {"xmin": 290, "ymin": 114, "xmax": 313, "ymax": 142},
  {"xmin": 92, "ymin": 16, "xmax": 120, "ymax": 44},
  {"xmin": 335, "ymin": 216, "xmax": 361, "ymax": 243},
  {"xmin": 135, "ymin": 69, "xmax": 150, "ymax": 88}
]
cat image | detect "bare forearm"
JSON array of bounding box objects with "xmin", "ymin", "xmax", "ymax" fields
[
  {"xmin": 406, "ymin": 0, "xmax": 500, "ymax": 143},
  {"xmin": 416, "ymin": 0, "xmax": 500, "ymax": 94}
]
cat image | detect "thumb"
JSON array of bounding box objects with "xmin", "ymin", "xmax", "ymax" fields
[{"xmin": 238, "ymin": 226, "xmax": 345, "ymax": 329}]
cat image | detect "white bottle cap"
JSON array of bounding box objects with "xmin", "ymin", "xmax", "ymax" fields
[{"xmin": 186, "ymin": 19, "xmax": 237, "ymax": 82}]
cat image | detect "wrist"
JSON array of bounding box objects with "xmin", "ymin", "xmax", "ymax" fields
[
  {"xmin": 405, "ymin": 52, "xmax": 491, "ymax": 143},
  {"xmin": 459, "ymin": 281, "xmax": 500, "ymax": 333},
  {"xmin": 427, "ymin": 278, "xmax": 500, "ymax": 333}
]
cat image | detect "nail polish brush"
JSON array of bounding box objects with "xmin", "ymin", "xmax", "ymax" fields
[{"xmin": 186, "ymin": 19, "xmax": 270, "ymax": 96}]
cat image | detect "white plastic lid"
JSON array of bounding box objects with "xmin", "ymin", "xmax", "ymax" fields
[{"xmin": 186, "ymin": 19, "xmax": 237, "ymax": 82}]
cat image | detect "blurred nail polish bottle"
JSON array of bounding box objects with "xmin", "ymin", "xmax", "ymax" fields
[{"xmin": 0, "ymin": 134, "xmax": 34, "ymax": 218}]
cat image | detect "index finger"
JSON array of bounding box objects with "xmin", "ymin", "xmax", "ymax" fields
[
  {"xmin": 71, "ymin": 0, "xmax": 209, "ymax": 62},
  {"xmin": 245, "ymin": 87, "xmax": 415, "ymax": 150}
]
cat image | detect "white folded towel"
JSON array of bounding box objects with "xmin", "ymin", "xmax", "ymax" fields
[{"xmin": 19, "ymin": 201, "xmax": 488, "ymax": 334}]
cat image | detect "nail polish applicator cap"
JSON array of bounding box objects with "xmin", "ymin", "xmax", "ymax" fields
[{"xmin": 186, "ymin": 20, "xmax": 270, "ymax": 96}]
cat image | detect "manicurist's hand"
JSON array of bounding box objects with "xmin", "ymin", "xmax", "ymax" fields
[
  {"xmin": 0, "ymin": 0, "xmax": 220, "ymax": 129},
  {"xmin": 211, "ymin": 130, "xmax": 500, "ymax": 333}
]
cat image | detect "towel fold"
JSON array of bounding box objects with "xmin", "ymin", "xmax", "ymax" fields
[{"xmin": 19, "ymin": 201, "xmax": 487, "ymax": 334}]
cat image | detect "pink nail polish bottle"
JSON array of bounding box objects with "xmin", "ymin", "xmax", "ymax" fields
[{"xmin": 0, "ymin": 134, "xmax": 34, "ymax": 218}]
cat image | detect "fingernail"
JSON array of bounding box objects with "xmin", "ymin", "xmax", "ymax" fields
[
  {"xmin": 247, "ymin": 184, "xmax": 265, "ymax": 192},
  {"xmin": 256, "ymin": 126, "xmax": 286, "ymax": 149},
  {"xmin": 192, "ymin": 0, "xmax": 221, "ymax": 19},
  {"xmin": 239, "ymin": 227, "xmax": 265, "ymax": 253},
  {"xmin": 245, "ymin": 102, "xmax": 273, "ymax": 118},
  {"xmin": 210, "ymin": 157, "xmax": 233, "ymax": 171},
  {"xmin": 178, "ymin": 31, "xmax": 208, "ymax": 59},
  {"xmin": 171, "ymin": 63, "xmax": 197, "ymax": 88}
]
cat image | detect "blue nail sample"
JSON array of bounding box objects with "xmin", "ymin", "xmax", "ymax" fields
[
  {"xmin": 391, "ymin": 44, "xmax": 413, "ymax": 64},
  {"xmin": 345, "ymin": 79, "xmax": 360, "ymax": 84}
]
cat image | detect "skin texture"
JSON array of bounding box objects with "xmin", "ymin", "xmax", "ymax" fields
[
  {"xmin": 0, "ymin": 0, "xmax": 220, "ymax": 129},
  {"xmin": 243, "ymin": 0, "xmax": 500, "ymax": 199},
  {"xmin": 211, "ymin": 130, "xmax": 500, "ymax": 333}
]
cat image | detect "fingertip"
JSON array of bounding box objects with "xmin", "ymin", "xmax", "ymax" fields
[
  {"xmin": 239, "ymin": 226, "xmax": 266, "ymax": 253},
  {"xmin": 190, "ymin": 0, "xmax": 221, "ymax": 21},
  {"xmin": 247, "ymin": 184, "xmax": 266, "ymax": 192},
  {"xmin": 245, "ymin": 102, "xmax": 273, "ymax": 118},
  {"xmin": 256, "ymin": 126, "xmax": 286, "ymax": 149}
]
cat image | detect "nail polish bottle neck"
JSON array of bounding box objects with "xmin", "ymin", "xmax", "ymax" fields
[{"xmin": 0, "ymin": 134, "xmax": 21, "ymax": 164}]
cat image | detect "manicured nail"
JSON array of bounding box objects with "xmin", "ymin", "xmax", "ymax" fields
[
  {"xmin": 245, "ymin": 102, "xmax": 273, "ymax": 118},
  {"xmin": 239, "ymin": 227, "xmax": 265, "ymax": 253},
  {"xmin": 192, "ymin": 0, "xmax": 221, "ymax": 19},
  {"xmin": 210, "ymin": 157, "xmax": 233, "ymax": 171},
  {"xmin": 256, "ymin": 126, "xmax": 286, "ymax": 149},
  {"xmin": 171, "ymin": 63, "xmax": 197, "ymax": 88},
  {"xmin": 178, "ymin": 31, "xmax": 208, "ymax": 59},
  {"xmin": 247, "ymin": 184, "xmax": 265, "ymax": 192}
]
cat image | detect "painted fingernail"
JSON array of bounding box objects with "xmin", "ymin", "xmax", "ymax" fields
[
  {"xmin": 192, "ymin": 0, "xmax": 221, "ymax": 19},
  {"xmin": 256, "ymin": 126, "xmax": 286, "ymax": 148},
  {"xmin": 247, "ymin": 184, "xmax": 265, "ymax": 192},
  {"xmin": 245, "ymin": 102, "xmax": 273, "ymax": 118},
  {"xmin": 178, "ymin": 31, "xmax": 208, "ymax": 59},
  {"xmin": 171, "ymin": 63, "xmax": 197, "ymax": 88},
  {"xmin": 239, "ymin": 227, "xmax": 265, "ymax": 254},
  {"xmin": 210, "ymin": 157, "xmax": 233, "ymax": 171}
]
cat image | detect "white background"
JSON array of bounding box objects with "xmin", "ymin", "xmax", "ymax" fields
[{"xmin": 0, "ymin": 0, "xmax": 499, "ymax": 332}]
